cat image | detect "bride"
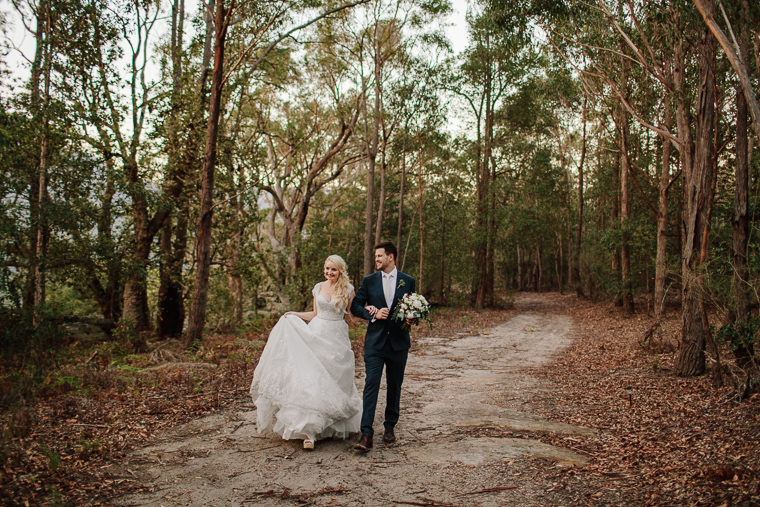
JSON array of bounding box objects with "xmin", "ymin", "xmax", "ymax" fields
[{"xmin": 249, "ymin": 254, "xmax": 362, "ymax": 450}]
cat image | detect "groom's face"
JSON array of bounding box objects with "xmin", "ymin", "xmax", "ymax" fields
[{"xmin": 375, "ymin": 248, "xmax": 395, "ymax": 272}]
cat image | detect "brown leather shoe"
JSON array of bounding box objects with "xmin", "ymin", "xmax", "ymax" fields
[
  {"xmin": 382, "ymin": 428, "xmax": 396, "ymax": 444},
  {"xmin": 353, "ymin": 434, "xmax": 372, "ymax": 452}
]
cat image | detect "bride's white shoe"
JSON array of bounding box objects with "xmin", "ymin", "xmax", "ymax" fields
[{"xmin": 303, "ymin": 439, "xmax": 315, "ymax": 450}]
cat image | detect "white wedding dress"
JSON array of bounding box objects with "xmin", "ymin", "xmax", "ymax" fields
[{"xmin": 249, "ymin": 282, "xmax": 361, "ymax": 441}]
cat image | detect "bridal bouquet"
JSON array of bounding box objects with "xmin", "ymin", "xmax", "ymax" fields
[{"xmin": 392, "ymin": 292, "xmax": 431, "ymax": 329}]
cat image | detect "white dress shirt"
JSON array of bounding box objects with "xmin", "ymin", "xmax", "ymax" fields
[{"xmin": 382, "ymin": 267, "xmax": 398, "ymax": 308}]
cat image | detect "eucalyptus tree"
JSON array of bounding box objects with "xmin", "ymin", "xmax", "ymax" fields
[
  {"xmin": 0, "ymin": 1, "xmax": 127, "ymax": 334},
  {"xmin": 154, "ymin": 0, "xmax": 211, "ymax": 338},
  {"xmin": 4, "ymin": 0, "xmax": 124, "ymax": 325},
  {"xmin": 490, "ymin": 67, "xmax": 573, "ymax": 292},
  {"xmin": 446, "ymin": 1, "xmax": 536, "ymax": 307},
  {"xmin": 337, "ymin": 0, "xmax": 450, "ymax": 276},
  {"xmin": 411, "ymin": 129, "xmax": 466, "ymax": 299},
  {"xmin": 250, "ymin": 79, "xmax": 363, "ymax": 306},
  {"xmin": 184, "ymin": 0, "xmax": 373, "ymax": 345},
  {"xmin": 43, "ymin": 0, "xmax": 166, "ymax": 332},
  {"xmin": 535, "ymin": 1, "xmax": 744, "ymax": 376},
  {"xmin": 9, "ymin": 0, "xmax": 57, "ymax": 318},
  {"xmin": 379, "ymin": 54, "xmax": 446, "ymax": 293},
  {"xmin": 534, "ymin": 60, "xmax": 586, "ymax": 292},
  {"xmin": 694, "ymin": 0, "xmax": 759, "ymax": 371},
  {"xmin": 583, "ymin": 1, "xmax": 723, "ymax": 374}
]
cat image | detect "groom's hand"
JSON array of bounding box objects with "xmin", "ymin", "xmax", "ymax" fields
[{"xmin": 375, "ymin": 308, "xmax": 390, "ymax": 320}]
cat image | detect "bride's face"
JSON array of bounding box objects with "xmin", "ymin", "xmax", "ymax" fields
[{"xmin": 324, "ymin": 260, "xmax": 340, "ymax": 283}]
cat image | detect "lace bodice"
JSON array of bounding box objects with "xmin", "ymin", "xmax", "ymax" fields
[{"xmin": 312, "ymin": 282, "xmax": 353, "ymax": 321}]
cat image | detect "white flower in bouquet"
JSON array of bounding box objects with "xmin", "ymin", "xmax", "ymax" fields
[{"xmin": 392, "ymin": 292, "xmax": 431, "ymax": 328}]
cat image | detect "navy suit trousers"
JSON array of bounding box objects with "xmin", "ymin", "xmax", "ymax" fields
[{"xmin": 360, "ymin": 338, "xmax": 408, "ymax": 437}]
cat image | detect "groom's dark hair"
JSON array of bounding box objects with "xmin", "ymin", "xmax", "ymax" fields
[{"xmin": 375, "ymin": 241, "xmax": 397, "ymax": 261}]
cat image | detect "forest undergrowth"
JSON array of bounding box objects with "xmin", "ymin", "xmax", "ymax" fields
[{"xmin": 529, "ymin": 296, "xmax": 760, "ymax": 506}]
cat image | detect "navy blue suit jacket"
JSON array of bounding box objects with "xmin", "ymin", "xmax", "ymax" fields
[{"xmin": 350, "ymin": 270, "xmax": 415, "ymax": 353}]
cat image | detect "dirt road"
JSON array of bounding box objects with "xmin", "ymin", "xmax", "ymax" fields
[{"xmin": 118, "ymin": 293, "xmax": 593, "ymax": 506}]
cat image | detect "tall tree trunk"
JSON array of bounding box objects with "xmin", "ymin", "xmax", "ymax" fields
[
  {"xmin": 516, "ymin": 243, "xmax": 523, "ymax": 291},
  {"xmin": 611, "ymin": 139, "xmax": 622, "ymax": 306},
  {"xmin": 473, "ymin": 91, "xmax": 489, "ymax": 308},
  {"xmin": 26, "ymin": 0, "xmax": 49, "ymax": 317},
  {"xmin": 676, "ymin": 12, "xmax": 715, "ymax": 376},
  {"xmin": 574, "ymin": 97, "xmax": 587, "ymax": 296},
  {"xmin": 417, "ymin": 145, "xmax": 424, "ymax": 294},
  {"xmin": 619, "ymin": 104, "xmax": 634, "ymax": 313},
  {"xmin": 693, "ymin": 0, "xmax": 760, "ymax": 147},
  {"xmin": 375, "ymin": 129, "xmax": 387, "ymax": 245},
  {"xmin": 729, "ymin": 0, "xmax": 754, "ymax": 367},
  {"xmin": 654, "ymin": 102, "xmax": 673, "ymax": 318},
  {"xmin": 158, "ymin": 0, "xmax": 188, "ymax": 337},
  {"xmin": 33, "ymin": 2, "xmax": 52, "ymax": 320},
  {"xmin": 363, "ymin": 160, "xmax": 375, "ymax": 276},
  {"xmin": 363, "ymin": 24, "xmax": 383, "ymax": 276},
  {"xmin": 115, "ymin": 3, "xmax": 166, "ymax": 332},
  {"xmin": 93, "ymin": 168, "xmax": 122, "ymax": 321},
  {"xmin": 185, "ymin": 0, "xmax": 230, "ymax": 345},
  {"xmin": 199, "ymin": 0, "xmax": 215, "ymax": 99},
  {"xmin": 438, "ymin": 197, "xmax": 446, "ymax": 304},
  {"xmin": 374, "ymin": 156, "xmax": 386, "ymax": 245},
  {"xmin": 122, "ymin": 219, "xmax": 152, "ymax": 331},
  {"xmin": 470, "ymin": 127, "xmax": 488, "ymax": 308},
  {"xmin": 396, "ymin": 148, "xmax": 405, "ymax": 249},
  {"xmin": 228, "ymin": 196, "xmax": 243, "ymax": 330},
  {"xmin": 228, "ymin": 166, "xmax": 245, "ymax": 328},
  {"xmin": 161, "ymin": 0, "xmax": 213, "ymax": 332},
  {"xmin": 484, "ymin": 92, "xmax": 495, "ymax": 306}
]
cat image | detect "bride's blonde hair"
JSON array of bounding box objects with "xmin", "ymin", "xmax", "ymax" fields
[{"xmin": 326, "ymin": 254, "xmax": 351, "ymax": 312}]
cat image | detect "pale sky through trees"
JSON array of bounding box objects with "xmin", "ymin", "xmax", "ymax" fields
[{"xmin": 3, "ymin": 0, "xmax": 471, "ymax": 89}]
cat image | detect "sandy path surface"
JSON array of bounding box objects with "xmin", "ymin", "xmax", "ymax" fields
[{"xmin": 118, "ymin": 293, "xmax": 593, "ymax": 506}]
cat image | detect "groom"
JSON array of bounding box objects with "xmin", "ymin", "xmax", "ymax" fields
[{"xmin": 351, "ymin": 241, "xmax": 415, "ymax": 452}]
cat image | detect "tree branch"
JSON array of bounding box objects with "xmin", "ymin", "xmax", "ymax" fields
[
  {"xmin": 224, "ymin": 0, "xmax": 371, "ymax": 85},
  {"xmin": 693, "ymin": 0, "xmax": 760, "ymax": 146}
]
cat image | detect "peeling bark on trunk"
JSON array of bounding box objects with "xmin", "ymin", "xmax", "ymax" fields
[
  {"xmin": 729, "ymin": 0, "xmax": 755, "ymax": 367},
  {"xmin": 676, "ymin": 14, "xmax": 716, "ymax": 377}
]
